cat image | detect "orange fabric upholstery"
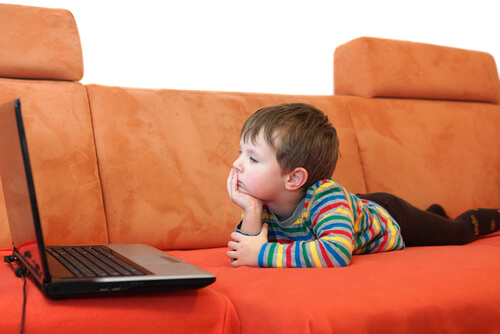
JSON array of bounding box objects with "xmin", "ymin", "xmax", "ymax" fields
[
  {"xmin": 334, "ymin": 37, "xmax": 500, "ymax": 103},
  {"xmin": 1, "ymin": 3, "xmax": 500, "ymax": 333},
  {"xmin": 0, "ymin": 3, "xmax": 93, "ymax": 247},
  {"xmin": 0, "ymin": 4, "xmax": 83, "ymax": 81},
  {"xmin": 171, "ymin": 234, "xmax": 500, "ymax": 333},
  {"xmin": 85, "ymin": 85, "xmax": 366, "ymax": 250},
  {"xmin": 0, "ymin": 250, "xmax": 239, "ymax": 334},
  {"xmin": 346, "ymin": 96, "xmax": 500, "ymax": 218},
  {"xmin": 0, "ymin": 79, "xmax": 108, "ymax": 247}
]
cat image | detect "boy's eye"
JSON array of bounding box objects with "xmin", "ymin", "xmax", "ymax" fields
[{"xmin": 249, "ymin": 157, "xmax": 258, "ymax": 163}]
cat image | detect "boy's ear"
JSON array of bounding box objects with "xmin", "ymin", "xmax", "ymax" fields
[{"xmin": 285, "ymin": 167, "xmax": 308, "ymax": 191}]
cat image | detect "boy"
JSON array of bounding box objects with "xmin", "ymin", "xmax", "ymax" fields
[{"xmin": 226, "ymin": 103, "xmax": 500, "ymax": 268}]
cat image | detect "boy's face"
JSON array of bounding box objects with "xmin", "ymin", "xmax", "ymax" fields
[{"xmin": 233, "ymin": 131, "xmax": 287, "ymax": 202}]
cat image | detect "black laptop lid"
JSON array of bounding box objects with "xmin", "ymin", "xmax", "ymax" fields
[{"xmin": 0, "ymin": 99, "xmax": 50, "ymax": 283}]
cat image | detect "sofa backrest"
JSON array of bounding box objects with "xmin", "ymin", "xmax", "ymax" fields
[
  {"xmin": 0, "ymin": 4, "xmax": 107, "ymax": 248},
  {"xmin": 0, "ymin": 4, "xmax": 84, "ymax": 81},
  {"xmin": 0, "ymin": 4, "xmax": 366, "ymax": 250},
  {"xmin": 334, "ymin": 37, "xmax": 500, "ymax": 217},
  {"xmin": 85, "ymin": 86, "xmax": 366, "ymax": 249},
  {"xmin": 334, "ymin": 36, "xmax": 500, "ymax": 103}
]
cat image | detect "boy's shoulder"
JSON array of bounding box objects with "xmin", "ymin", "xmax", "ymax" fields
[
  {"xmin": 307, "ymin": 178, "xmax": 341, "ymax": 193},
  {"xmin": 305, "ymin": 178, "xmax": 347, "ymax": 202}
]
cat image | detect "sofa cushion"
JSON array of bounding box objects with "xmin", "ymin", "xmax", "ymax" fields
[
  {"xmin": 334, "ymin": 37, "xmax": 500, "ymax": 104},
  {"xmin": 86, "ymin": 85, "xmax": 365, "ymax": 250},
  {"xmin": 0, "ymin": 79, "xmax": 107, "ymax": 248},
  {"xmin": 170, "ymin": 233, "xmax": 500, "ymax": 333},
  {"xmin": 0, "ymin": 4, "xmax": 83, "ymax": 81},
  {"xmin": 345, "ymin": 96, "xmax": 500, "ymax": 217},
  {"xmin": 0, "ymin": 250, "xmax": 239, "ymax": 334}
]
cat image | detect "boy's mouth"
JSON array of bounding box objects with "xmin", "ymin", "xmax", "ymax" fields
[{"xmin": 236, "ymin": 179, "xmax": 246, "ymax": 191}]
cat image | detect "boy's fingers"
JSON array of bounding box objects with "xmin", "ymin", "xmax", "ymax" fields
[
  {"xmin": 227, "ymin": 169, "xmax": 238, "ymax": 192},
  {"xmin": 231, "ymin": 232, "xmax": 243, "ymax": 242},
  {"xmin": 227, "ymin": 169, "xmax": 237, "ymax": 197},
  {"xmin": 227, "ymin": 248, "xmax": 237, "ymax": 257},
  {"xmin": 228, "ymin": 240, "xmax": 239, "ymax": 250},
  {"xmin": 226, "ymin": 171, "xmax": 232, "ymax": 193},
  {"xmin": 261, "ymin": 223, "xmax": 268, "ymax": 234}
]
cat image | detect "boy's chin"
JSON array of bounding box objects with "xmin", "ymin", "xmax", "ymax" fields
[
  {"xmin": 238, "ymin": 187, "xmax": 261, "ymax": 200},
  {"xmin": 238, "ymin": 187, "xmax": 251, "ymax": 196}
]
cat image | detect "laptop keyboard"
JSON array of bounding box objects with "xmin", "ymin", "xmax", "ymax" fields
[{"xmin": 47, "ymin": 246, "xmax": 146, "ymax": 278}]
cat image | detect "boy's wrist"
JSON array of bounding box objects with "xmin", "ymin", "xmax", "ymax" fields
[
  {"xmin": 240, "ymin": 205, "xmax": 263, "ymax": 234},
  {"xmin": 236, "ymin": 221, "xmax": 263, "ymax": 236}
]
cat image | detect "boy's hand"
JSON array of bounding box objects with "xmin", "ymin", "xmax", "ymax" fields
[
  {"xmin": 226, "ymin": 168, "xmax": 261, "ymax": 211},
  {"xmin": 227, "ymin": 224, "xmax": 269, "ymax": 267},
  {"xmin": 227, "ymin": 168, "xmax": 263, "ymax": 234}
]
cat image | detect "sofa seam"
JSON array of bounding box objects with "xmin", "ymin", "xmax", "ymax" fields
[
  {"xmin": 84, "ymin": 85, "xmax": 111, "ymax": 243},
  {"xmin": 340, "ymin": 96, "xmax": 369, "ymax": 193}
]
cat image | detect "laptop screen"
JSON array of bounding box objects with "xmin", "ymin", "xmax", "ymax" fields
[{"xmin": 0, "ymin": 99, "xmax": 48, "ymax": 281}]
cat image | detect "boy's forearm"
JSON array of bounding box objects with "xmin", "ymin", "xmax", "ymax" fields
[
  {"xmin": 239, "ymin": 205, "xmax": 263, "ymax": 234},
  {"xmin": 259, "ymin": 239, "xmax": 352, "ymax": 268}
]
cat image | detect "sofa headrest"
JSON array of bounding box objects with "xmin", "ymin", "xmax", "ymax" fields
[
  {"xmin": 334, "ymin": 37, "xmax": 500, "ymax": 104},
  {"xmin": 0, "ymin": 4, "xmax": 83, "ymax": 81}
]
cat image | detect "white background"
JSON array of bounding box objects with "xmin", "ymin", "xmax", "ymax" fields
[{"xmin": 4, "ymin": 0, "xmax": 500, "ymax": 95}]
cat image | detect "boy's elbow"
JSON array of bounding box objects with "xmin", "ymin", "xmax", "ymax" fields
[
  {"xmin": 335, "ymin": 259, "xmax": 350, "ymax": 268},
  {"xmin": 322, "ymin": 241, "xmax": 352, "ymax": 268},
  {"xmin": 332, "ymin": 254, "xmax": 351, "ymax": 268}
]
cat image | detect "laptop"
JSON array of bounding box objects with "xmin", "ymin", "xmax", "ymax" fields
[{"xmin": 0, "ymin": 99, "xmax": 215, "ymax": 299}]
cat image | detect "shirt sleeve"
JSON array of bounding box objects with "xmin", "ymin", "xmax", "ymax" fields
[
  {"xmin": 257, "ymin": 187, "xmax": 355, "ymax": 268},
  {"xmin": 235, "ymin": 220, "xmax": 263, "ymax": 236}
]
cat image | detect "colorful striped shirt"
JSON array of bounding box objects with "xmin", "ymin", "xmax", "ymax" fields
[{"xmin": 237, "ymin": 179, "xmax": 405, "ymax": 268}]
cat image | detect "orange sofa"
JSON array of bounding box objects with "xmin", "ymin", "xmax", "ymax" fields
[{"xmin": 1, "ymin": 4, "xmax": 500, "ymax": 333}]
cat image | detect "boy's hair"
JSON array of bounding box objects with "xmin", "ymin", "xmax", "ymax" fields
[{"xmin": 241, "ymin": 103, "xmax": 339, "ymax": 189}]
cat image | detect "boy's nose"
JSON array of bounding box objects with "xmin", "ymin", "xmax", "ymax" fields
[{"xmin": 233, "ymin": 158, "xmax": 242, "ymax": 172}]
